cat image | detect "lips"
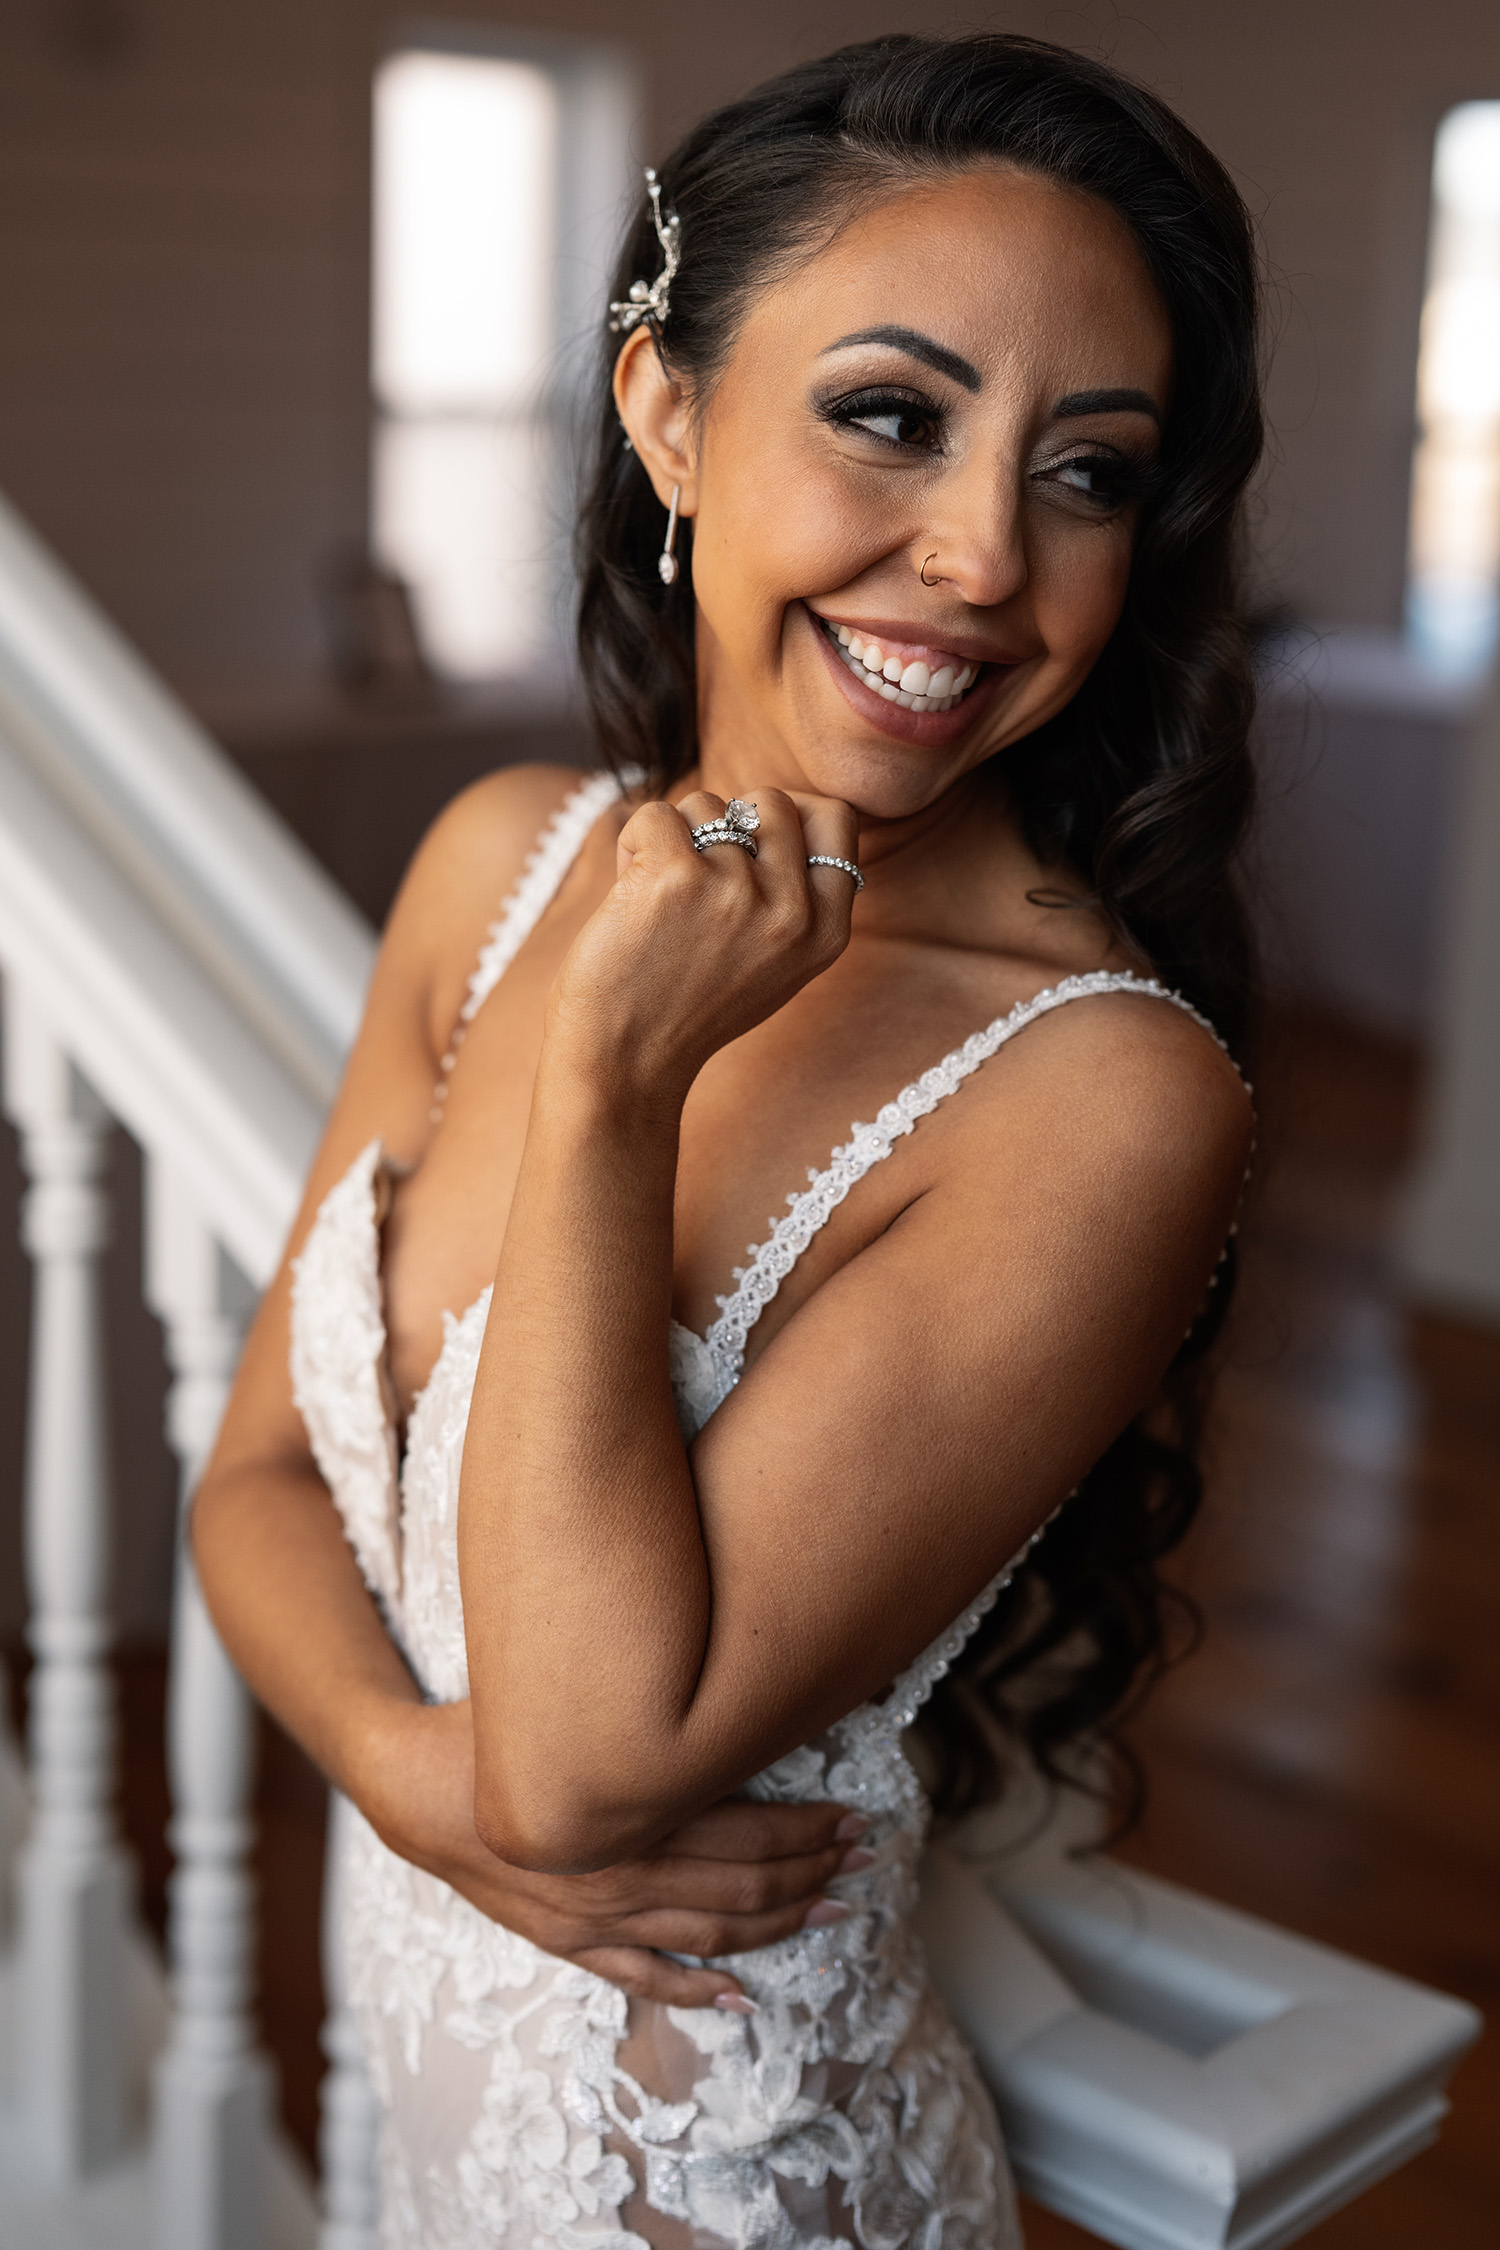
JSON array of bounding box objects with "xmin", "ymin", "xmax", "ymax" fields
[
  {"xmin": 807, "ymin": 606, "xmax": 1019, "ymax": 744},
  {"xmin": 821, "ymin": 620, "xmax": 980, "ymax": 712}
]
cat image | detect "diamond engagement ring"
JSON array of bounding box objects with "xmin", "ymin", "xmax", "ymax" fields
[
  {"xmin": 806, "ymin": 853, "xmax": 865, "ymax": 893},
  {"xmin": 690, "ymin": 798, "xmax": 760, "ymax": 858}
]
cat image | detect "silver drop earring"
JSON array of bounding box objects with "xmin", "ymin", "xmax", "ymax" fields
[{"xmin": 659, "ymin": 484, "xmax": 681, "ymax": 586}]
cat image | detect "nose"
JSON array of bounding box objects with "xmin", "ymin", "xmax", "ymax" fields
[{"xmin": 916, "ymin": 454, "xmax": 1029, "ymax": 611}]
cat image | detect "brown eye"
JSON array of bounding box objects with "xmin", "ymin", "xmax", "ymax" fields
[
  {"xmin": 860, "ymin": 408, "xmax": 934, "ymax": 446},
  {"xmin": 824, "ymin": 388, "xmax": 945, "ymax": 453}
]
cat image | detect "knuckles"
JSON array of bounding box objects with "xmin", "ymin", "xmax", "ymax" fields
[{"xmin": 725, "ymin": 1866, "xmax": 778, "ymax": 1914}]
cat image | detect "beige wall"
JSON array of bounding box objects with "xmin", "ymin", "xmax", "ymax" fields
[{"xmin": 1, "ymin": 1, "xmax": 1498, "ymax": 715}]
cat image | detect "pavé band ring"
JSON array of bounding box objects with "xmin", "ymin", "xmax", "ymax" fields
[
  {"xmin": 806, "ymin": 853, "xmax": 865, "ymax": 893},
  {"xmin": 692, "ymin": 827, "xmax": 757, "ymax": 859}
]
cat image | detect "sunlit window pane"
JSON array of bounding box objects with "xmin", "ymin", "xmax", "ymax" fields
[
  {"xmin": 371, "ymin": 48, "xmax": 559, "ymax": 679},
  {"xmin": 1407, "ymin": 101, "xmax": 1500, "ymax": 673},
  {"xmin": 373, "ymin": 52, "xmax": 556, "ymax": 411},
  {"xmin": 375, "ymin": 417, "xmax": 554, "ymax": 677}
]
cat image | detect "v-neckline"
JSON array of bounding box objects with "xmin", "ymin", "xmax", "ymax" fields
[
  {"xmin": 359, "ymin": 967, "xmax": 1203, "ymax": 1442},
  {"xmin": 367, "ymin": 1144, "xmax": 715, "ymax": 1449}
]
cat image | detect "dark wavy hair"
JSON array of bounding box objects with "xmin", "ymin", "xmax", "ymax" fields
[{"xmin": 576, "ymin": 33, "xmax": 1262, "ymax": 1825}]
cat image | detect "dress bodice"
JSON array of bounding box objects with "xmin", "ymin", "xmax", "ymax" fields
[{"xmin": 287, "ymin": 771, "xmax": 1229, "ymax": 2249}]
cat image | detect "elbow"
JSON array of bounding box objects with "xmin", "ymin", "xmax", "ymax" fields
[{"xmin": 472, "ymin": 1762, "xmax": 663, "ymax": 1876}]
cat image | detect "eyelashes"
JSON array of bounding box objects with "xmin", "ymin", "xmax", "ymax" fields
[
  {"xmin": 818, "ymin": 386, "xmax": 946, "ymax": 452},
  {"xmin": 1040, "ymin": 452, "xmax": 1161, "ymax": 510},
  {"xmin": 816, "ymin": 384, "xmax": 1159, "ymax": 513}
]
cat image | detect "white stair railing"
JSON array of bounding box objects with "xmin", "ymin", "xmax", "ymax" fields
[
  {"xmin": 4, "ymin": 996, "xmax": 132, "ymax": 2181},
  {"xmin": 147, "ymin": 1179, "xmax": 272, "ymax": 2250},
  {"xmin": 0, "ymin": 483, "xmax": 374, "ymax": 2246},
  {"xmin": 0, "ymin": 483, "xmax": 1480, "ymax": 2250}
]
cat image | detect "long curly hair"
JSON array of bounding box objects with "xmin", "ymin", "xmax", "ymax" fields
[{"xmin": 575, "ymin": 33, "xmax": 1262, "ymax": 1825}]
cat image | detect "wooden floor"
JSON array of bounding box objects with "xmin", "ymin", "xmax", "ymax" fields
[
  {"xmin": 8, "ymin": 1006, "xmax": 1497, "ymax": 2237},
  {"xmin": 1024, "ymin": 1012, "xmax": 1499, "ymax": 2247}
]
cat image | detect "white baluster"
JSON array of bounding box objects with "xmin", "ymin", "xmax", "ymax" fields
[
  {"xmin": 2, "ymin": 989, "xmax": 133, "ymax": 2179},
  {"xmin": 318, "ymin": 1791, "xmax": 380, "ymax": 2250},
  {"xmin": 145, "ymin": 1172, "xmax": 272, "ymax": 2250}
]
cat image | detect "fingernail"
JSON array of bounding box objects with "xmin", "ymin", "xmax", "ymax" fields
[
  {"xmin": 833, "ymin": 1813, "xmax": 870, "ymax": 1842},
  {"xmin": 803, "ymin": 1898, "xmax": 851, "ymax": 1929},
  {"xmin": 838, "ymin": 1847, "xmax": 877, "ymax": 1873},
  {"xmin": 713, "ymin": 1992, "xmax": 758, "ymax": 2014}
]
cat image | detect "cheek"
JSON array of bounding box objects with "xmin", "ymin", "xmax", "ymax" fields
[
  {"xmin": 692, "ymin": 438, "xmax": 893, "ymax": 642},
  {"xmin": 1031, "ymin": 524, "xmax": 1135, "ymax": 663}
]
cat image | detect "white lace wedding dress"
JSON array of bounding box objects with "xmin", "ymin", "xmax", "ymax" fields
[{"xmin": 290, "ymin": 772, "xmax": 1216, "ymax": 2249}]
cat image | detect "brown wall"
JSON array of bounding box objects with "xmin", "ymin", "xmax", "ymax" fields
[{"xmin": 2, "ymin": 0, "xmax": 1499, "ymax": 718}]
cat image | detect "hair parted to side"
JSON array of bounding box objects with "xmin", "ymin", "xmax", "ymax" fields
[{"xmin": 576, "ymin": 32, "xmax": 1264, "ymax": 1829}]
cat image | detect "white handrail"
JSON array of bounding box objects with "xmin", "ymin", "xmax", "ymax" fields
[
  {"xmin": 0, "ymin": 487, "xmax": 363, "ymax": 2246},
  {"xmin": 0, "ymin": 490, "xmax": 374, "ymax": 1106}
]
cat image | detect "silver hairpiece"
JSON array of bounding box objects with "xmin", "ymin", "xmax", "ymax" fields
[{"xmin": 609, "ymin": 168, "xmax": 681, "ymax": 336}]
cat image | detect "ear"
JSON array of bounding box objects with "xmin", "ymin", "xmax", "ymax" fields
[{"xmin": 613, "ymin": 328, "xmax": 698, "ymax": 516}]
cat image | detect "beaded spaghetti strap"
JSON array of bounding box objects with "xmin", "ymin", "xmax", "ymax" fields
[
  {"xmin": 702, "ymin": 969, "xmax": 1246, "ymax": 1398},
  {"xmin": 427, "ymin": 767, "xmax": 639, "ymax": 1126}
]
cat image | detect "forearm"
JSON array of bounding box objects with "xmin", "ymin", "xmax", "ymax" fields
[
  {"xmin": 460, "ymin": 1047, "xmax": 718, "ymax": 1866},
  {"xmin": 192, "ymin": 1459, "xmax": 421, "ymax": 1811}
]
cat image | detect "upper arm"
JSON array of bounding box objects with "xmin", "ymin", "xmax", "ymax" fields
[
  {"xmin": 687, "ymin": 994, "xmax": 1251, "ymax": 1771},
  {"xmin": 201, "ymin": 763, "xmax": 587, "ymax": 1495}
]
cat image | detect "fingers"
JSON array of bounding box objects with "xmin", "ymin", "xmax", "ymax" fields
[
  {"xmin": 615, "ymin": 795, "xmax": 701, "ymax": 881},
  {"xmin": 788, "ymin": 791, "xmax": 860, "ymax": 870},
  {"xmin": 788, "ymin": 791, "xmax": 862, "ymax": 947},
  {"xmin": 658, "ymin": 1796, "xmax": 869, "ymax": 1863},
  {"xmin": 569, "ymin": 1946, "xmax": 756, "ymax": 2013},
  {"xmin": 674, "ymin": 790, "xmax": 728, "ymax": 832},
  {"xmin": 614, "ymin": 1892, "xmax": 850, "ymax": 1959},
  {"xmin": 609, "ymin": 1842, "xmax": 853, "ymax": 1915}
]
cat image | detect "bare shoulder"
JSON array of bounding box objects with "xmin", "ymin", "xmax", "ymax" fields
[
  {"xmin": 374, "ymin": 761, "xmax": 586, "ymax": 1002},
  {"xmin": 954, "ymin": 981, "xmax": 1253, "ymax": 1240},
  {"xmin": 387, "ymin": 762, "xmax": 593, "ymax": 947}
]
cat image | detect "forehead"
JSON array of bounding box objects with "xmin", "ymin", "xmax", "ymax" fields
[{"xmin": 734, "ymin": 164, "xmax": 1171, "ymax": 397}]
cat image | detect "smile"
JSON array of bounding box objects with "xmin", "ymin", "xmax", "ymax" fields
[{"xmin": 820, "ymin": 619, "xmax": 980, "ymax": 712}]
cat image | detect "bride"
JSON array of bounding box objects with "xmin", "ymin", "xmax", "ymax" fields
[{"xmin": 196, "ymin": 31, "xmax": 1261, "ymax": 2249}]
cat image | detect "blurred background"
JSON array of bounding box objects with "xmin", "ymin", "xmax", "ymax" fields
[{"xmin": 0, "ymin": 4, "xmax": 1496, "ymax": 2246}]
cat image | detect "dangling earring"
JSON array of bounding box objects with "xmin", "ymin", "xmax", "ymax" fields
[{"xmin": 659, "ymin": 485, "xmax": 681, "ymax": 586}]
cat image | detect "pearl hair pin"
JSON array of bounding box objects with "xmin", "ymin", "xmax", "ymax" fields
[{"xmin": 609, "ymin": 168, "xmax": 681, "ymax": 336}]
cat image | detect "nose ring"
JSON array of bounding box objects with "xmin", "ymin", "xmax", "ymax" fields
[{"xmin": 920, "ymin": 553, "xmax": 941, "ymax": 588}]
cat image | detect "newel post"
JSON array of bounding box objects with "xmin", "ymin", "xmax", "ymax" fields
[
  {"xmin": 2, "ymin": 986, "xmax": 133, "ymax": 2179},
  {"xmin": 145, "ymin": 1168, "xmax": 273, "ymax": 2250}
]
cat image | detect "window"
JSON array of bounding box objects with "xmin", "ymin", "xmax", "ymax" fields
[
  {"xmin": 1407, "ymin": 101, "xmax": 1500, "ymax": 674},
  {"xmin": 371, "ymin": 31, "xmax": 634, "ymax": 681}
]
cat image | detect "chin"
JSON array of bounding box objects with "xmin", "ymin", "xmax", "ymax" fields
[{"xmin": 780, "ymin": 731, "xmax": 990, "ymax": 824}]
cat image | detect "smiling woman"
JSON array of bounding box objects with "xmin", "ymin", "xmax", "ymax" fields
[{"xmin": 194, "ymin": 31, "xmax": 1263, "ymax": 2250}]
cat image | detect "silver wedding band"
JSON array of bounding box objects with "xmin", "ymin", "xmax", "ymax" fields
[{"xmin": 806, "ymin": 853, "xmax": 865, "ymax": 893}]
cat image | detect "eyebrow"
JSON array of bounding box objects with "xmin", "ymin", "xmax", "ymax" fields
[
  {"xmin": 1052, "ymin": 387, "xmax": 1161, "ymax": 425},
  {"xmin": 820, "ymin": 325, "xmax": 983, "ymax": 393}
]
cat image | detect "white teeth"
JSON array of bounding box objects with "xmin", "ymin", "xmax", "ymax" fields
[{"xmin": 824, "ymin": 623, "xmax": 976, "ymax": 711}]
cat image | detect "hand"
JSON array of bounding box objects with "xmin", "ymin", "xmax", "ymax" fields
[
  {"xmin": 357, "ymin": 1698, "xmax": 870, "ymax": 2009},
  {"xmin": 544, "ymin": 787, "xmax": 861, "ymax": 1100}
]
